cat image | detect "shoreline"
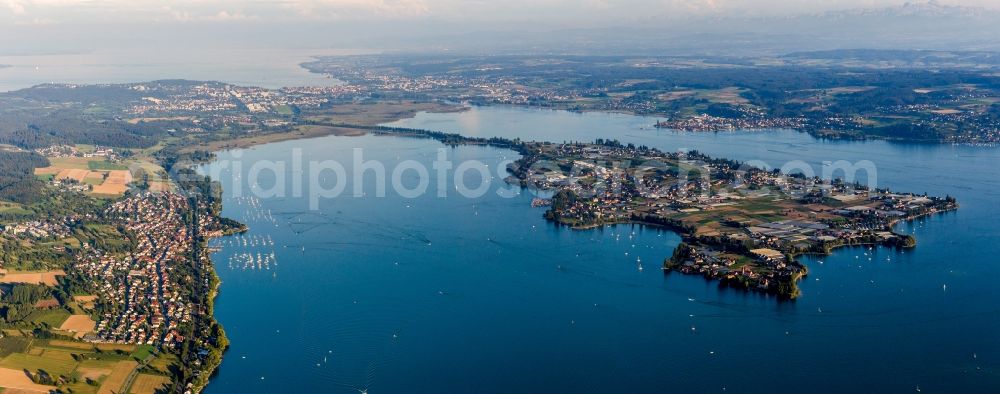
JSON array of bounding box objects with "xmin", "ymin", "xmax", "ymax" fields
[
  {"xmin": 185, "ymin": 102, "xmax": 959, "ymax": 390},
  {"xmin": 479, "ymin": 103, "xmax": 970, "ymax": 144},
  {"xmin": 667, "ymin": 205, "xmax": 958, "ymax": 298},
  {"xmin": 184, "ymin": 103, "xmax": 465, "ymax": 392},
  {"xmin": 516, "ymin": 140, "xmax": 958, "ymax": 299},
  {"xmin": 545, "ymin": 208, "xmax": 954, "ymax": 299},
  {"xmin": 182, "ymin": 101, "xmax": 466, "ymax": 154}
]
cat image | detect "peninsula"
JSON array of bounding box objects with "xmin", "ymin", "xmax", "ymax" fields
[
  {"xmin": 347, "ymin": 124, "xmax": 959, "ymax": 298},
  {"xmin": 507, "ymin": 139, "xmax": 957, "ymax": 298}
]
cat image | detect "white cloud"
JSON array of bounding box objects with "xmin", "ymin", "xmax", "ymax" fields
[
  {"xmin": 3, "ymin": 0, "xmax": 26, "ymax": 14},
  {"xmin": 162, "ymin": 6, "xmax": 257, "ymax": 22},
  {"xmin": 205, "ymin": 10, "xmax": 255, "ymax": 21},
  {"xmin": 279, "ymin": 0, "xmax": 430, "ymax": 19}
]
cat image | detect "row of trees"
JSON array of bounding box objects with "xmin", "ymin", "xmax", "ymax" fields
[{"xmin": 0, "ymin": 284, "xmax": 54, "ymax": 325}]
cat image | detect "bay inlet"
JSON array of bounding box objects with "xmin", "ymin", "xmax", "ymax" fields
[{"xmin": 201, "ymin": 106, "xmax": 1000, "ymax": 392}]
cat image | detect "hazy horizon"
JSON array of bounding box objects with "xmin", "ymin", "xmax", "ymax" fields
[{"xmin": 4, "ymin": 0, "xmax": 1000, "ymax": 56}]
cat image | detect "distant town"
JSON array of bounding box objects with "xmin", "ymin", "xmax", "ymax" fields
[{"xmin": 304, "ymin": 53, "xmax": 1000, "ymax": 144}]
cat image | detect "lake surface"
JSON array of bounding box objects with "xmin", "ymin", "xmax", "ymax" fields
[
  {"xmin": 0, "ymin": 48, "xmax": 356, "ymax": 92},
  {"xmin": 202, "ymin": 106, "xmax": 1000, "ymax": 392}
]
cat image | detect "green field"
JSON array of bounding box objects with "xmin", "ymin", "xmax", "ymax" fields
[
  {"xmin": 82, "ymin": 106, "xmax": 109, "ymax": 116},
  {"xmin": 0, "ymin": 337, "xmax": 31, "ymax": 357},
  {"xmin": 0, "ymin": 351, "xmax": 78, "ymax": 376},
  {"xmin": 0, "ymin": 201, "xmax": 32, "ymax": 215},
  {"xmin": 26, "ymin": 308, "xmax": 70, "ymax": 328},
  {"xmin": 131, "ymin": 345, "xmax": 155, "ymax": 361},
  {"xmin": 145, "ymin": 353, "xmax": 178, "ymax": 374},
  {"xmin": 129, "ymin": 373, "xmax": 171, "ymax": 394},
  {"xmin": 0, "ymin": 337, "xmax": 180, "ymax": 393},
  {"xmin": 735, "ymin": 199, "xmax": 782, "ymax": 212},
  {"xmin": 87, "ymin": 160, "xmax": 128, "ymax": 171}
]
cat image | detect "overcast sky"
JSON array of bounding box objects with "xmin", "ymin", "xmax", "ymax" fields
[
  {"xmin": 3, "ymin": 0, "xmax": 1000, "ymax": 56},
  {"xmin": 3, "ymin": 0, "xmax": 999, "ymax": 26}
]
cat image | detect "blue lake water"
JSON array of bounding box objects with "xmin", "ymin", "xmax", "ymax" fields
[
  {"xmin": 202, "ymin": 106, "xmax": 1000, "ymax": 393},
  {"xmin": 0, "ymin": 48, "xmax": 355, "ymax": 92}
]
